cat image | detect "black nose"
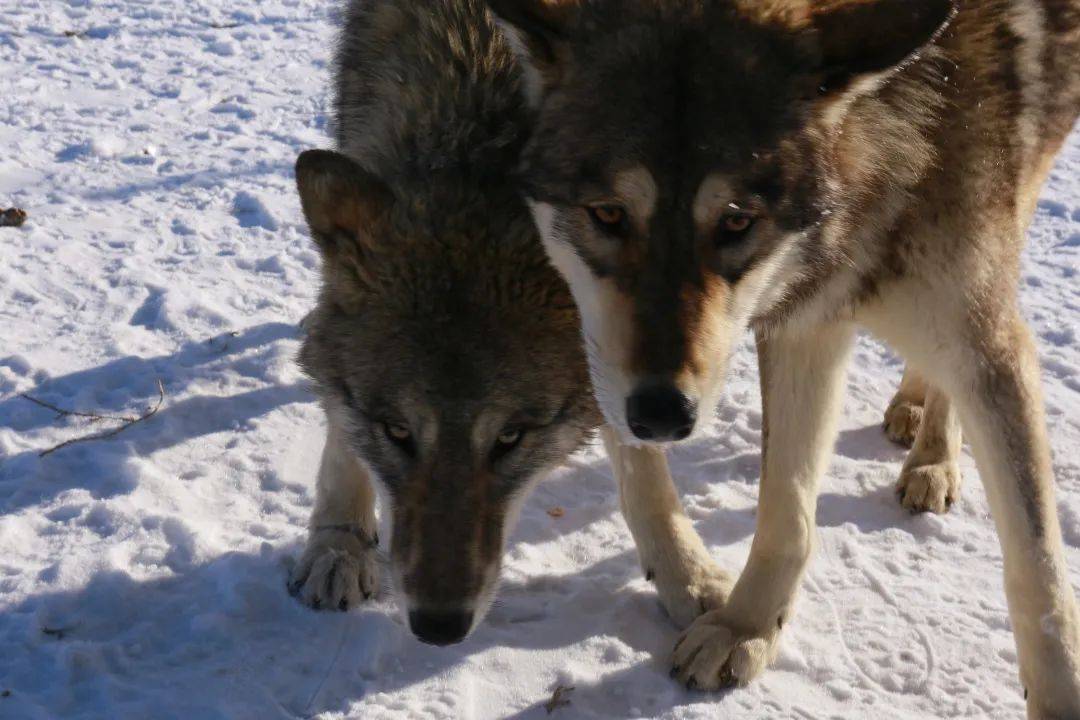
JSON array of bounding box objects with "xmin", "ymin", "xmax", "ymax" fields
[
  {"xmin": 408, "ymin": 610, "xmax": 473, "ymax": 646},
  {"xmin": 626, "ymin": 383, "xmax": 697, "ymax": 441}
]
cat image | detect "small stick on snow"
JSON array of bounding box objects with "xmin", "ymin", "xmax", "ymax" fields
[
  {"xmin": 22, "ymin": 380, "xmax": 166, "ymax": 457},
  {"xmin": 544, "ymin": 685, "xmax": 574, "ymax": 714},
  {"xmin": 41, "ymin": 626, "xmax": 72, "ymax": 640},
  {"xmin": 20, "ymin": 394, "xmax": 141, "ymax": 424}
]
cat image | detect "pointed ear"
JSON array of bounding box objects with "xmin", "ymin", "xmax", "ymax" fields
[
  {"xmin": 811, "ymin": 0, "xmax": 956, "ymax": 92},
  {"xmin": 294, "ymin": 149, "xmax": 393, "ymax": 255},
  {"xmin": 485, "ymin": 0, "xmax": 580, "ymax": 104}
]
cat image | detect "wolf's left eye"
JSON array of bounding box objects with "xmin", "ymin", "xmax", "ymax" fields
[
  {"xmin": 586, "ymin": 204, "xmax": 628, "ymax": 236},
  {"xmin": 491, "ymin": 428, "xmax": 524, "ymax": 460},
  {"xmin": 383, "ymin": 422, "xmax": 416, "ymax": 457},
  {"xmin": 716, "ymin": 212, "xmax": 757, "ymax": 244},
  {"xmin": 497, "ymin": 429, "xmax": 522, "ymax": 446}
]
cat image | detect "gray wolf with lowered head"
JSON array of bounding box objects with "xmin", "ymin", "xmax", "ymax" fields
[
  {"xmin": 288, "ymin": 0, "xmax": 598, "ymax": 646},
  {"xmin": 487, "ymin": 0, "xmax": 1080, "ymax": 714}
]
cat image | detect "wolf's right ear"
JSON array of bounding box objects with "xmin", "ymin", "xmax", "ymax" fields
[
  {"xmin": 809, "ymin": 0, "xmax": 956, "ymax": 93},
  {"xmin": 485, "ymin": 0, "xmax": 580, "ymax": 105},
  {"xmin": 295, "ymin": 149, "xmax": 393, "ymax": 256}
]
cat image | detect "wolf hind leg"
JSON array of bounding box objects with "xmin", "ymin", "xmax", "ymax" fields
[
  {"xmin": 289, "ymin": 414, "xmax": 380, "ymax": 610},
  {"xmin": 602, "ymin": 426, "xmax": 733, "ymax": 629},
  {"xmin": 896, "ymin": 383, "xmax": 963, "ymax": 514},
  {"xmin": 884, "ymin": 367, "xmax": 927, "ymax": 446},
  {"xmin": 936, "ymin": 319, "xmax": 1078, "ymax": 718},
  {"xmin": 868, "ymin": 282, "xmax": 1080, "ymax": 719}
]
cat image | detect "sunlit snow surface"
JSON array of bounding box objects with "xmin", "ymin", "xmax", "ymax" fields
[{"xmin": 1, "ymin": 2, "xmax": 1079, "ymax": 718}]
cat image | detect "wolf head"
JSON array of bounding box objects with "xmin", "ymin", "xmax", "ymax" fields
[
  {"xmin": 486, "ymin": 0, "xmax": 954, "ymax": 442},
  {"xmin": 295, "ymin": 149, "xmax": 598, "ymax": 644}
]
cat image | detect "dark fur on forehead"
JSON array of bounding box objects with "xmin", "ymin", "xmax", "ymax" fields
[
  {"xmin": 300, "ymin": 0, "xmax": 593, "ymax": 417},
  {"xmin": 502, "ymin": 0, "xmax": 953, "ymax": 202},
  {"xmin": 301, "ymin": 216, "xmax": 584, "ymax": 407},
  {"xmin": 513, "ymin": 3, "xmax": 820, "ymax": 199}
]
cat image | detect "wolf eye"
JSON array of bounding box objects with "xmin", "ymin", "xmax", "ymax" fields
[
  {"xmin": 383, "ymin": 422, "xmax": 415, "ymax": 455},
  {"xmin": 491, "ymin": 428, "xmax": 524, "ymax": 461},
  {"xmin": 586, "ymin": 204, "xmax": 627, "ymax": 235},
  {"xmin": 386, "ymin": 423, "xmax": 411, "ymax": 441},
  {"xmin": 497, "ymin": 429, "xmax": 522, "ymax": 447},
  {"xmin": 716, "ymin": 212, "xmax": 757, "ymax": 244}
]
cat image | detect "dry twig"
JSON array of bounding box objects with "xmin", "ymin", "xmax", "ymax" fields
[
  {"xmin": 544, "ymin": 685, "xmax": 575, "ymax": 714},
  {"xmin": 20, "ymin": 380, "xmax": 166, "ymax": 457},
  {"xmin": 41, "ymin": 626, "xmax": 72, "ymax": 640},
  {"xmin": 20, "ymin": 394, "xmax": 140, "ymax": 424}
]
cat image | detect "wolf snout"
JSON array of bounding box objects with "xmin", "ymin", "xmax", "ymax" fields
[
  {"xmin": 626, "ymin": 382, "xmax": 697, "ymax": 442},
  {"xmin": 408, "ymin": 608, "xmax": 474, "ymax": 646}
]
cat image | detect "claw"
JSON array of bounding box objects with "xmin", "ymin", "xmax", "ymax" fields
[
  {"xmin": 645, "ymin": 568, "xmax": 655, "ymax": 582},
  {"xmin": 670, "ymin": 666, "xmax": 681, "ymax": 679},
  {"xmin": 339, "ymin": 597, "xmax": 349, "ymax": 611},
  {"xmin": 685, "ymin": 677, "xmax": 698, "ymax": 691}
]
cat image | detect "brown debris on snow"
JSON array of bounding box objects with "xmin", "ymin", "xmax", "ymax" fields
[{"xmin": 0, "ymin": 208, "xmax": 27, "ymax": 227}]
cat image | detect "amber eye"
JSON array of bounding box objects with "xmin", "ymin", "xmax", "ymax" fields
[
  {"xmin": 383, "ymin": 422, "xmax": 416, "ymax": 457},
  {"xmin": 586, "ymin": 204, "xmax": 627, "ymax": 233},
  {"xmin": 497, "ymin": 429, "xmax": 522, "ymax": 446},
  {"xmin": 717, "ymin": 212, "xmax": 756, "ymax": 243},
  {"xmin": 384, "ymin": 423, "xmax": 411, "ymax": 442},
  {"xmin": 491, "ymin": 428, "xmax": 524, "ymax": 461},
  {"xmin": 723, "ymin": 214, "xmax": 753, "ymax": 233}
]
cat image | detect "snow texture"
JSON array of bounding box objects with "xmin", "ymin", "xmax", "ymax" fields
[{"xmin": 1, "ymin": 1, "xmax": 1078, "ymax": 719}]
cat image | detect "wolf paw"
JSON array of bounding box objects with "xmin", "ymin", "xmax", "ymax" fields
[
  {"xmin": 649, "ymin": 554, "xmax": 734, "ymax": 630},
  {"xmin": 896, "ymin": 461, "xmax": 961, "ymax": 514},
  {"xmin": 884, "ymin": 398, "xmax": 922, "ymax": 447},
  {"xmin": 289, "ymin": 527, "xmax": 379, "ymax": 611},
  {"xmin": 671, "ymin": 610, "xmax": 781, "ymax": 690}
]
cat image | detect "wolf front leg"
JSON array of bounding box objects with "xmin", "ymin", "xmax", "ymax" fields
[
  {"xmin": 672, "ymin": 323, "xmax": 854, "ymax": 690},
  {"xmin": 602, "ymin": 425, "xmax": 733, "ymax": 629},
  {"xmin": 865, "ymin": 262, "xmax": 1080, "ymax": 718},
  {"xmin": 289, "ymin": 413, "xmax": 380, "ymax": 610}
]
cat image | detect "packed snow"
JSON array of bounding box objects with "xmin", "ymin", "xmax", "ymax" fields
[{"xmin": 1, "ymin": 1, "xmax": 1079, "ymax": 718}]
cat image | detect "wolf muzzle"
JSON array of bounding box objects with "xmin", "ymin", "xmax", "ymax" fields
[
  {"xmin": 408, "ymin": 608, "xmax": 474, "ymax": 646},
  {"xmin": 626, "ymin": 381, "xmax": 698, "ymax": 441}
]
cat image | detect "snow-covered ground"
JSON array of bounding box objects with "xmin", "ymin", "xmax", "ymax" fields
[{"xmin": 1, "ymin": 1, "xmax": 1078, "ymax": 718}]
